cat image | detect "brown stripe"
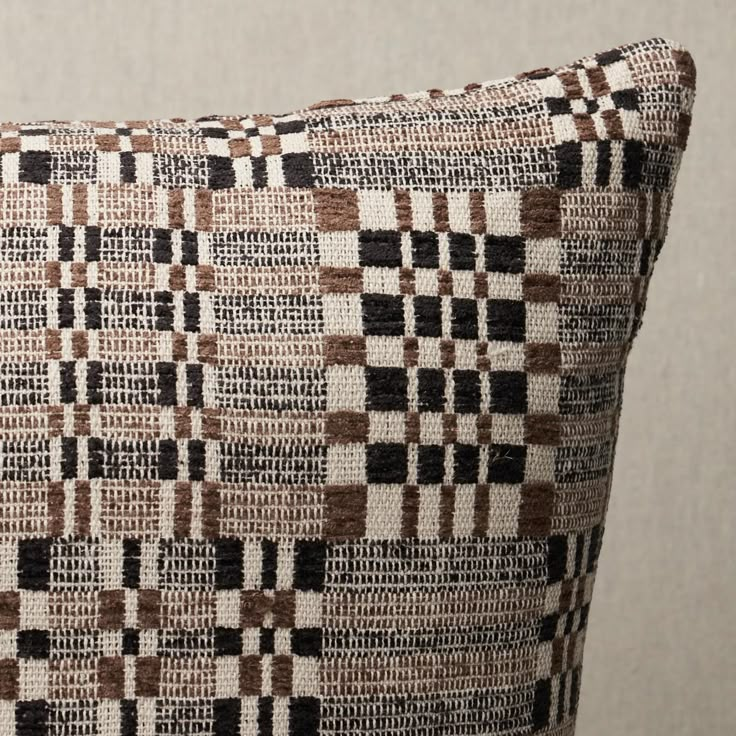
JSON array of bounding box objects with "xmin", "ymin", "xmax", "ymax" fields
[
  {"xmin": 394, "ymin": 189, "xmax": 413, "ymax": 230},
  {"xmin": 195, "ymin": 189, "xmax": 212, "ymax": 231},
  {"xmin": 600, "ymin": 109, "xmax": 624, "ymax": 139},
  {"xmin": 47, "ymin": 481, "xmax": 65, "ymax": 536},
  {"xmin": 573, "ymin": 113, "xmax": 597, "ymax": 142},
  {"xmin": 168, "ymin": 189, "xmax": 184, "ymax": 229},
  {"xmin": 401, "ymin": 485, "xmax": 419, "ymax": 538},
  {"xmin": 239, "ymin": 655, "xmax": 262, "ymax": 695},
  {"xmin": 557, "ymin": 70, "xmax": 585, "ymax": 98},
  {"xmin": 174, "ymin": 482, "xmax": 192, "ymax": 537},
  {"xmin": 469, "ymin": 191, "xmax": 486, "ymax": 233},
  {"xmin": 324, "ymin": 485, "xmax": 368, "ymax": 540},
  {"xmin": 47, "ymin": 184, "xmax": 63, "ymax": 225},
  {"xmin": 432, "ymin": 192, "xmax": 449, "ymax": 231},
  {"xmin": 98, "ymin": 656, "xmax": 124, "ymax": 698},
  {"xmin": 72, "ymin": 183, "xmax": 88, "ymax": 225},
  {"xmin": 439, "ymin": 485, "xmax": 455, "ymax": 537},
  {"xmin": 74, "ymin": 480, "xmax": 91, "ymax": 536},
  {"xmin": 272, "ymin": 655, "xmax": 293, "ymax": 696},
  {"xmin": 98, "ymin": 590, "xmax": 125, "ymax": 629},
  {"xmin": 201, "ymin": 483, "xmax": 221, "ymax": 538},
  {"xmin": 135, "ymin": 657, "xmax": 161, "ymax": 697},
  {"xmin": 472, "ymin": 484, "xmax": 490, "ymax": 536},
  {"xmin": 586, "ymin": 66, "xmax": 610, "ymax": 97}
]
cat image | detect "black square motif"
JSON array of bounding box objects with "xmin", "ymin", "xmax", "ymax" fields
[
  {"xmin": 417, "ymin": 445, "xmax": 445, "ymax": 484},
  {"xmin": 17, "ymin": 629, "xmax": 50, "ymax": 659},
  {"xmin": 451, "ymin": 298, "xmax": 478, "ymax": 340},
  {"xmin": 449, "ymin": 232, "xmax": 476, "ymax": 270},
  {"xmin": 411, "ymin": 231, "xmax": 439, "ymax": 268},
  {"xmin": 453, "ymin": 444, "xmax": 480, "ymax": 484},
  {"xmin": 215, "ymin": 627, "xmax": 243, "ymax": 656},
  {"xmin": 453, "ymin": 370, "xmax": 481, "ymax": 414},
  {"xmin": 282, "ymin": 153, "xmax": 315, "ymax": 188},
  {"xmin": 489, "ymin": 444, "xmax": 526, "ymax": 484},
  {"xmin": 19, "ymin": 152, "xmax": 52, "ymax": 184},
  {"xmin": 362, "ymin": 294, "xmax": 405, "ymax": 336},
  {"xmin": 414, "ymin": 296, "xmax": 442, "ymax": 338},
  {"xmin": 485, "ymin": 236, "xmax": 525, "ymax": 273},
  {"xmin": 366, "ymin": 443, "xmax": 408, "ymax": 483},
  {"xmin": 359, "ymin": 230, "xmax": 402, "ymax": 268},
  {"xmin": 487, "ymin": 299, "xmax": 526, "ymax": 342},
  {"xmin": 291, "ymin": 628, "xmax": 323, "ymax": 657},
  {"xmin": 365, "ymin": 367, "xmax": 408, "ymax": 411},
  {"xmin": 490, "ymin": 371, "xmax": 527, "ymax": 414},
  {"xmin": 293, "ymin": 540, "xmax": 326, "ymax": 592},
  {"xmin": 417, "ymin": 368, "xmax": 445, "ymax": 413},
  {"xmin": 17, "ymin": 538, "xmax": 51, "ymax": 591}
]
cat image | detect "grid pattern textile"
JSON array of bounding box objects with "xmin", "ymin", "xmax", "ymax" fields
[{"xmin": 0, "ymin": 37, "xmax": 695, "ymax": 736}]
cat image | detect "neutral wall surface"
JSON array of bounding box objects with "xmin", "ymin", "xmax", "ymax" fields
[{"xmin": 0, "ymin": 1, "xmax": 733, "ymax": 733}]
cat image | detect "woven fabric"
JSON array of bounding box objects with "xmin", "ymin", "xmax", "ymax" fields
[{"xmin": 0, "ymin": 37, "xmax": 694, "ymax": 735}]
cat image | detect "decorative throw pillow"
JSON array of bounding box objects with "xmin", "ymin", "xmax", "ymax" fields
[{"xmin": 0, "ymin": 36, "xmax": 694, "ymax": 736}]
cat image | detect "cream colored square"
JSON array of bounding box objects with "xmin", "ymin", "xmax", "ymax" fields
[
  {"xmin": 491, "ymin": 414, "xmax": 525, "ymax": 444},
  {"xmin": 20, "ymin": 590, "xmax": 48, "ymax": 628},
  {"xmin": 526, "ymin": 445, "xmax": 557, "ymax": 483},
  {"xmin": 484, "ymin": 485, "xmax": 520, "ymax": 536},
  {"xmin": 410, "ymin": 190, "xmax": 435, "ymax": 230},
  {"xmin": 369, "ymin": 411, "xmax": 406, "ymax": 443},
  {"xmin": 216, "ymin": 657, "xmax": 241, "ymax": 697},
  {"xmin": 419, "ymin": 413, "xmax": 444, "ymax": 445},
  {"xmin": 526, "ymin": 238, "xmax": 561, "ymax": 274},
  {"xmin": 0, "ymin": 542, "xmax": 15, "ymax": 588},
  {"xmin": 19, "ymin": 661, "xmax": 48, "ymax": 700},
  {"xmin": 322, "ymin": 293, "xmax": 362, "ymax": 334},
  {"xmin": 216, "ymin": 590, "xmax": 240, "ymax": 628},
  {"xmin": 326, "ymin": 444, "xmax": 366, "ymax": 485},
  {"xmin": 451, "ymin": 270, "xmax": 476, "ymax": 298},
  {"xmin": 0, "ymin": 631, "xmax": 15, "ymax": 658},
  {"xmin": 525, "ymin": 302, "xmax": 559, "ymax": 342},
  {"xmin": 552, "ymin": 114, "xmax": 578, "ymax": 143},
  {"xmin": 359, "ymin": 189, "xmax": 397, "ymax": 229},
  {"xmin": 532, "ymin": 74, "xmax": 566, "ymax": 98},
  {"xmin": 487, "ymin": 272, "xmax": 523, "ymax": 300},
  {"xmin": 294, "ymin": 591, "xmax": 322, "ymax": 628},
  {"xmin": 527, "ymin": 373, "xmax": 561, "ymax": 413},
  {"xmin": 242, "ymin": 540, "xmax": 263, "ymax": 590},
  {"xmin": 414, "ymin": 267, "xmax": 439, "ymax": 296},
  {"xmin": 417, "ymin": 485, "xmax": 442, "ymax": 538},
  {"xmin": 326, "ymin": 365, "xmax": 365, "ymax": 411},
  {"xmin": 485, "ymin": 191, "xmax": 521, "ymax": 236},
  {"xmin": 366, "ymin": 485, "xmax": 403, "ymax": 538},
  {"xmin": 416, "ymin": 336, "xmax": 443, "ymax": 368},
  {"xmin": 275, "ymin": 539, "xmax": 295, "ymax": 590},
  {"xmin": 363, "ymin": 265, "xmax": 400, "ymax": 294},
  {"xmin": 291, "ymin": 657, "xmax": 321, "ymax": 697},
  {"xmin": 279, "ymin": 131, "xmax": 308, "ymax": 153},
  {"xmin": 456, "ymin": 414, "xmax": 478, "ymax": 444},
  {"xmin": 453, "ymin": 339, "xmax": 477, "ymax": 370},
  {"xmin": 488, "ymin": 342, "xmax": 525, "ymax": 371},
  {"xmin": 452, "ymin": 485, "xmax": 477, "ymax": 536},
  {"xmin": 205, "ymin": 137, "xmax": 230, "ymax": 156},
  {"xmin": 603, "ymin": 59, "xmax": 635, "ymax": 91},
  {"xmin": 365, "ymin": 335, "xmax": 405, "ymax": 367},
  {"xmin": 319, "ymin": 232, "xmax": 360, "ymax": 268},
  {"xmin": 447, "ymin": 191, "xmax": 471, "ymax": 232}
]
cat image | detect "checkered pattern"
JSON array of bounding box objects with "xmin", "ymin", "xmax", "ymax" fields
[{"xmin": 0, "ymin": 37, "xmax": 694, "ymax": 735}]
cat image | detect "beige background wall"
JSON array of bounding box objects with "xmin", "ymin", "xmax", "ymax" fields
[{"xmin": 0, "ymin": 1, "xmax": 733, "ymax": 733}]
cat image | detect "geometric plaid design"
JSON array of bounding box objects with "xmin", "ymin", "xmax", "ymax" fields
[{"xmin": 0, "ymin": 37, "xmax": 694, "ymax": 735}]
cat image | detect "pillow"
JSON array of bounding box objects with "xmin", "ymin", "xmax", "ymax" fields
[{"xmin": 0, "ymin": 36, "xmax": 694, "ymax": 736}]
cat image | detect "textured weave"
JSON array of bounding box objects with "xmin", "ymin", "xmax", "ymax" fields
[{"xmin": 0, "ymin": 37, "xmax": 694, "ymax": 735}]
